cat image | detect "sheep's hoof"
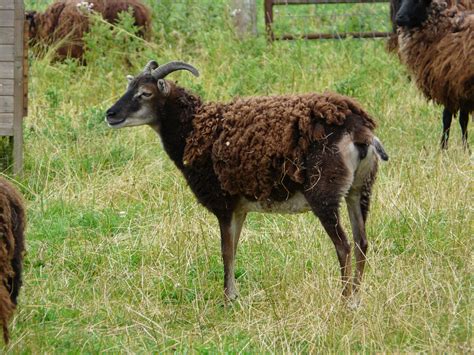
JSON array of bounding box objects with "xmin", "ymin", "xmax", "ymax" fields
[
  {"xmin": 224, "ymin": 291, "xmax": 239, "ymax": 304},
  {"xmin": 347, "ymin": 294, "xmax": 362, "ymax": 310}
]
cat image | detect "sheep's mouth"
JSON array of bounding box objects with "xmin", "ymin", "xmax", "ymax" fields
[{"xmin": 106, "ymin": 117, "xmax": 127, "ymax": 127}]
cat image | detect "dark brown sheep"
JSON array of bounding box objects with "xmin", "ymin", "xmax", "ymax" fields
[
  {"xmin": 105, "ymin": 61, "xmax": 388, "ymax": 304},
  {"xmin": 396, "ymin": 0, "xmax": 473, "ymax": 149},
  {"xmin": 26, "ymin": 0, "xmax": 151, "ymax": 60},
  {"xmin": 0, "ymin": 177, "xmax": 26, "ymax": 344}
]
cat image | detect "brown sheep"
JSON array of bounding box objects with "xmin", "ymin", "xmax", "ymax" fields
[
  {"xmin": 26, "ymin": 0, "xmax": 151, "ymax": 60},
  {"xmin": 0, "ymin": 177, "xmax": 26, "ymax": 344},
  {"xmin": 105, "ymin": 61, "xmax": 388, "ymax": 304},
  {"xmin": 395, "ymin": 0, "xmax": 473, "ymax": 149}
]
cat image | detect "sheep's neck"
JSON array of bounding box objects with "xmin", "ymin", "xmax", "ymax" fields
[{"xmin": 152, "ymin": 90, "xmax": 201, "ymax": 170}]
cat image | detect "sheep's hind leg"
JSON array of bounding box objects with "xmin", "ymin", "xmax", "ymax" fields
[
  {"xmin": 346, "ymin": 192, "xmax": 367, "ymax": 295},
  {"xmin": 440, "ymin": 108, "xmax": 453, "ymax": 149},
  {"xmin": 459, "ymin": 108, "xmax": 469, "ymax": 151},
  {"xmin": 218, "ymin": 211, "xmax": 246, "ymax": 302},
  {"xmin": 305, "ymin": 189, "xmax": 352, "ymax": 298}
]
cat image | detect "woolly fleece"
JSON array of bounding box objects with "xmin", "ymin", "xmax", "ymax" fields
[{"xmin": 183, "ymin": 92, "xmax": 376, "ymax": 200}]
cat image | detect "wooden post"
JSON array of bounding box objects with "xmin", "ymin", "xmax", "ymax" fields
[
  {"xmin": 230, "ymin": 0, "xmax": 257, "ymax": 38},
  {"xmin": 264, "ymin": 0, "xmax": 274, "ymax": 41},
  {"xmin": 12, "ymin": 0, "xmax": 24, "ymax": 174},
  {"xmin": 23, "ymin": 19, "xmax": 28, "ymax": 118}
]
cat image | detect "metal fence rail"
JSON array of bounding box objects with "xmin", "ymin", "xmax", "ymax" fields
[{"xmin": 264, "ymin": 0, "xmax": 391, "ymax": 41}]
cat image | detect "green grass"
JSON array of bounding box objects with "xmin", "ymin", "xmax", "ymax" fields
[{"xmin": 4, "ymin": 0, "xmax": 472, "ymax": 352}]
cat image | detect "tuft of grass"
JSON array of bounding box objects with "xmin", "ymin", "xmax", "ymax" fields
[{"xmin": 8, "ymin": 0, "xmax": 473, "ymax": 352}]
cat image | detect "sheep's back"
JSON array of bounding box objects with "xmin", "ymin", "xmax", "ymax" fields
[
  {"xmin": 102, "ymin": 0, "xmax": 152, "ymax": 39},
  {"xmin": 184, "ymin": 93, "xmax": 376, "ymax": 200}
]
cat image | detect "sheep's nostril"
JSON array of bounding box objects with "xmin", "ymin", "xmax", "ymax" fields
[
  {"xmin": 106, "ymin": 109, "xmax": 116, "ymax": 118},
  {"xmin": 396, "ymin": 16, "xmax": 409, "ymax": 26}
]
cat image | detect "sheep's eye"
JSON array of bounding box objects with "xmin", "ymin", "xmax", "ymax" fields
[{"xmin": 141, "ymin": 92, "xmax": 152, "ymax": 98}]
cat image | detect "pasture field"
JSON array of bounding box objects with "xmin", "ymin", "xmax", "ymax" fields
[{"xmin": 4, "ymin": 0, "xmax": 472, "ymax": 352}]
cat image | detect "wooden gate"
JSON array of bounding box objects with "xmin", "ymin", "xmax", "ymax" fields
[
  {"xmin": 0, "ymin": 0, "xmax": 27, "ymax": 173},
  {"xmin": 265, "ymin": 0, "xmax": 391, "ymax": 41}
]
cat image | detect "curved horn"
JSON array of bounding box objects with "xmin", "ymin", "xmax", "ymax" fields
[
  {"xmin": 143, "ymin": 60, "xmax": 159, "ymax": 73},
  {"xmin": 151, "ymin": 61, "xmax": 200, "ymax": 80}
]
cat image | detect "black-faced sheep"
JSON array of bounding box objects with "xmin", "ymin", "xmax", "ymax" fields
[
  {"xmin": 0, "ymin": 177, "xmax": 26, "ymax": 344},
  {"xmin": 394, "ymin": 0, "xmax": 473, "ymax": 149},
  {"xmin": 105, "ymin": 61, "xmax": 388, "ymax": 303},
  {"xmin": 26, "ymin": 0, "xmax": 151, "ymax": 60},
  {"xmin": 387, "ymin": 0, "xmax": 471, "ymax": 53}
]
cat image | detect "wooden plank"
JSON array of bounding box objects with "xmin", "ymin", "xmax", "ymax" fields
[
  {"xmin": 0, "ymin": 0, "xmax": 14, "ymax": 10},
  {"xmin": 0, "ymin": 62, "xmax": 14, "ymax": 78},
  {"xmin": 0, "ymin": 45, "xmax": 14, "ymax": 60},
  {"xmin": 0, "ymin": 96, "xmax": 13, "ymax": 113},
  {"xmin": 0, "ymin": 78, "xmax": 13, "ymax": 95},
  {"xmin": 0, "ymin": 27, "xmax": 14, "ymax": 44},
  {"xmin": 0, "ymin": 10, "xmax": 14, "ymax": 27},
  {"xmin": 0, "ymin": 112, "xmax": 13, "ymax": 123},
  {"xmin": 0, "ymin": 112, "xmax": 13, "ymax": 125},
  {"xmin": 0, "ymin": 128, "xmax": 13, "ymax": 135}
]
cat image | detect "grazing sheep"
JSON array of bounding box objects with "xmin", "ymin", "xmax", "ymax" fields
[
  {"xmin": 394, "ymin": 0, "xmax": 473, "ymax": 149},
  {"xmin": 0, "ymin": 178, "xmax": 26, "ymax": 344},
  {"xmin": 105, "ymin": 61, "xmax": 388, "ymax": 302},
  {"xmin": 26, "ymin": 0, "xmax": 151, "ymax": 60}
]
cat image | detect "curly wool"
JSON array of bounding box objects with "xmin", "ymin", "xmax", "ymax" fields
[
  {"xmin": 0, "ymin": 178, "xmax": 25, "ymax": 344},
  {"xmin": 398, "ymin": 0, "xmax": 474, "ymax": 112},
  {"xmin": 183, "ymin": 92, "xmax": 376, "ymax": 200},
  {"xmin": 29, "ymin": 0, "xmax": 151, "ymax": 59}
]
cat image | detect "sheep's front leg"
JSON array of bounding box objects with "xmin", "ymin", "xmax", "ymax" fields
[
  {"xmin": 440, "ymin": 108, "xmax": 453, "ymax": 149},
  {"xmin": 218, "ymin": 211, "xmax": 246, "ymax": 302},
  {"xmin": 459, "ymin": 108, "xmax": 469, "ymax": 151}
]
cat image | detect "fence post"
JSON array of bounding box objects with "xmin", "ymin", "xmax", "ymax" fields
[
  {"xmin": 264, "ymin": 0, "xmax": 274, "ymax": 41},
  {"xmin": 230, "ymin": 0, "xmax": 257, "ymax": 38}
]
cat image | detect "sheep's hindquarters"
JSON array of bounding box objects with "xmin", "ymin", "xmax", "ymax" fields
[{"xmin": 219, "ymin": 137, "xmax": 380, "ymax": 301}]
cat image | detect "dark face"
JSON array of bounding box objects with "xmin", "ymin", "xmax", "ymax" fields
[
  {"xmin": 105, "ymin": 74, "xmax": 171, "ymax": 129},
  {"xmin": 25, "ymin": 11, "xmax": 38, "ymax": 39},
  {"xmin": 105, "ymin": 60, "xmax": 199, "ymax": 128},
  {"xmin": 396, "ymin": 0, "xmax": 432, "ymax": 28}
]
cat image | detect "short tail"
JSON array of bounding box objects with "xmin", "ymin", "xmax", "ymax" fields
[{"xmin": 373, "ymin": 136, "xmax": 389, "ymax": 161}]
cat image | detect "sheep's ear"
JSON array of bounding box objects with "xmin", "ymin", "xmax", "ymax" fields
[
  {"xmin": 157, "ymin": 79, "xmax": 170, "ymax": 96},
  {"xmin": 126, "ymin": 75, "xmax": 134, "ymax": 83},
  {"xmin": 25, "ymin": 11, "xmax": 37, "ymax": 25}
]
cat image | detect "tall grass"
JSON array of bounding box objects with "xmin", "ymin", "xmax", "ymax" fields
[{"xmin": 6, "ymin": 0, "xmax": 472, "ymax": 352}]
